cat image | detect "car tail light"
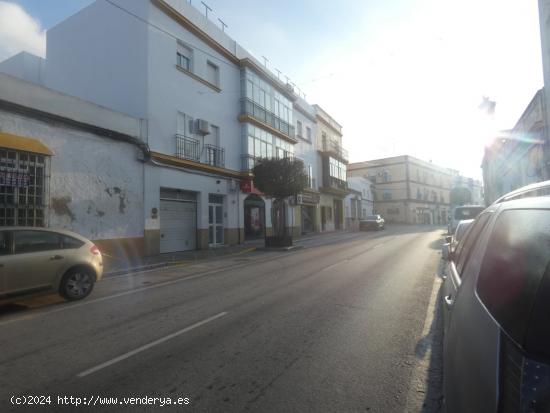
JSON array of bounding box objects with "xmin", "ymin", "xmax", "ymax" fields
[
  {"xmin": 499, "ymin": 333, "xmax": 550, "ymax": 413},
  {"xmin": 90, "ymin": 245, "xmax": 100, "ymax": 256}
]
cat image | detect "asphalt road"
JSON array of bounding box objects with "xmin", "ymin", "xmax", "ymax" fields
[{"xmin": 0, "ymin": 226, "xmax": 444, "ymax": 412}]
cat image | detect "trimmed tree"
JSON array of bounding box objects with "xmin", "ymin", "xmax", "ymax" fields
[{"xmin": 252, "ymin": 157, "xmax": 309, "ymax": 246}]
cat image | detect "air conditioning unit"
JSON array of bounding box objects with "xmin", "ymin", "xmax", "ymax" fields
[{"xmin": 195, "ymin": 119, "xmax": 211, "ymax": 135}]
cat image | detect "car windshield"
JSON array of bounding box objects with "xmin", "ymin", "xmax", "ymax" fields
[
  {"xmin": 0, "ymin": 1, "xmax": 545, "ymax": 411},
  {"xmin": 454, "ymin": 207, "xmax": 484, "ymax": 220}
]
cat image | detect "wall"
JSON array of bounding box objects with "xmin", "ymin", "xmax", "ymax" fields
[
  {"xmin": 0, "ymin": 110, "xmax": 145, "ymax": 251},
  {"xmin": 44, "ymin": 0, "xmax": 149, "ymax": 119}
]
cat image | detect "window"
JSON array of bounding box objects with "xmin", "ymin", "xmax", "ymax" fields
[
  {"xmin": 477, "ymin": 209, "xmax": 550, "ymax": 346},
  {"xmin": 308, "ymin": 164, "xmax": 313, "ymax": 188},
  {"xmin": 246, "ymin": 124, "xmax": 274, "ymax": 160},
  {"xmin": 453, "ymin": 212, "xmax": 492, "ymax": 276},
  {"xmin": 383, "ymin": 170, "xmax": 390, "ymax": 182},
  {"xmin": 61, "ymin": 235, "xmax": 84, "ymax": 249},
  {"xmin": 297, "ymin": 120, "xmax": 303, "ymax": 137},
  {"xmin": 206, "ymin": 61, "xmax": 219, "ymax": 87},
  {"xmin": 0, "ymin": 231, "xmax": 10, "ymax": 255},
  {"xmin": 0, "ymin": 149, "xmax": 48, "ymax": 227},
  {"xmin": 306, "ymin": 127, "xmax": 312, "ymax": 141},
  {"xmin": 210, "ymin": 125, "xmax": 220, "ymax": 146},
  {"xmin": 14, "ymin": 230, "xmax": 60, "ymax": 254},
  {"xmin": 329, "ymin": 157, "xmax": 346, "ymax": 181},
  {"xmin": 177, "ymin": 112, "xmax": 194, "ymax": 137},
  {"xmin": 177, "ymin": 43, "xmax": 192, "ymax": 71}
]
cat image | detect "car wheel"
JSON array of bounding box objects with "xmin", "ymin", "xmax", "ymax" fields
[{"xmin": 59, "ymin": 267, "xmax": 95, "ymax": 301}]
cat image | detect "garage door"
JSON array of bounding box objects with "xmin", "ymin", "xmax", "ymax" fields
[{"xmin": 160, "ymin": 200, "xmax": 196, "ymax": 253}]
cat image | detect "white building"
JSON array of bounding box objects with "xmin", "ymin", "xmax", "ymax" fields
[
  {"xmin": 0, "ymin": 71, "xmax": 147, "ymax": 259},
  {"xmin": 345, "ymin": 177, "xmax": 374, "ymax": 230},
  {"xmin": 0, "ymin": 0, "xmax": 348, "ymax": 253}
]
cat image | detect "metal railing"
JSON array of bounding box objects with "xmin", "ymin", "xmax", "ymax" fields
[
  {"xmin": 320, "ymin": 139, "xmax": 348, "ymax": 162},
  {"xmin": 241, "ymin": 154, "xmax": 256, "ymax": 171},
  {"xmin": 240, "ymin": 98, "xmax": 295, "ymax": 139},
  {"xmin": 204, "ymin": 144, "xmax": 225, "ymax": 168},
  {"xmin": 175, "ymin": 135, "xmax": 200, "ymax": 161},
  {"xmin": 327, "ymin": 176, "xmax": 348, "ymax": 191}
]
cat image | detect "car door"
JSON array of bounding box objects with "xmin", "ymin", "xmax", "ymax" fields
[
  {"xmin": 3, "ymin": 230, "xmax": 65, "ymax": 297},
  {"xmin": 443, "ymin": 211, "xmax": 499, "ymax": 413}
]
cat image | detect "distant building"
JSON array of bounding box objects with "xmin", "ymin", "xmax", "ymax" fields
[
  {"xmin": 349, "ymin": 155, "xmax": 459, "ymax": 225},
  {"xmin": 345, "ymin": 176, "xmax": 374, "ymax": 230}
]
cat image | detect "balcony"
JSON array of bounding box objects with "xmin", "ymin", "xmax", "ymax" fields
[
  {"xmin": 319, "ymin": 139, "xmax": 348, "ymax": 163},
  {"xmin": 241, "ymin": 154, "xmax": 256, "ymax": 171},
  {"xmin": 175, "ymin": 134, "xmax": 200, "ymax": 161},
  {"xmin": 205, "ymin": 144, "xmax": 225, "ymax": 168},
  {"xmin": 240, "ymin": 98, "xmax": 295, "ymax": 140},
  {"xmin": 320, "ymin": 176, "xmax": 348, "ymax": 196}
]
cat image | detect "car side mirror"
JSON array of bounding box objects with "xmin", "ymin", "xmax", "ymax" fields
[{"xmin": 445, "ymin": 236, "xmax": 452, "ymax": 243}]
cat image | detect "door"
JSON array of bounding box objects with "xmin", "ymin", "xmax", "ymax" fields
[
  {"xmin": 443, "ymin": 212, "xmax": 496, "ymax": 413},
  {"xmin": 0, "ymin": 230, "xmax": 10, "ymax": 295},
  {"xmin": 3, "ymin": 230, "xmax": 66, "ymax": 296},
  {"xmin": 160, "ymin": 200, "xmax": 197, "ymax": 253},
  {"xmin": 208, "ymin": 198, "xmax": 224, "ymax": 246}
]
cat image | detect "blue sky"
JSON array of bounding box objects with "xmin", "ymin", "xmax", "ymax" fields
[{"xmin": 0, "ymin": 0, "xmax": 544, "ymax": 179}]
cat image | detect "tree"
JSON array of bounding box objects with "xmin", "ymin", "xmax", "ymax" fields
[{"xmin": 252, "ymin": 157, "xmax": 309, "ymax": 243}]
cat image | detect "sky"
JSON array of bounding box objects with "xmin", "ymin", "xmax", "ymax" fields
[{"xmin": 0, "ymin": 0, "xmax": 543, "ymax": 179}]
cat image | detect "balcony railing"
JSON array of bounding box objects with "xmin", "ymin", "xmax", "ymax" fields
[
  {"xmin": 326, "ymin": 176, "xmax": 348, "ymax": 191},
  {"xmin": 204, "ymin": 144, "xmax": 225, "ymax": 168},
  {"xmin": 175, "ymin": 134, "xmax": 200, "ymax": 161},
  {"xmin": 240, "ymin": 98, "xmax": 295, "ymax": 140},
  {"xmin": 241, "ymin": 154, "xmax": 256, "ymax": 171},
  {"xmin": 320, "ymin": 139, "xmax": 348, "ymax": 162}
]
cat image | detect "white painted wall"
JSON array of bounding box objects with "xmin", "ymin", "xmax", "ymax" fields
[
  {"xmin": 0, "ymin": 52, "xmax": 45, "ymax": 85},
  {"xmin": 0, "ymin": 110, "xmax": 144, "ymax": 241}
]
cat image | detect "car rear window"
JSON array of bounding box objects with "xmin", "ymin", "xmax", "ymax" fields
[
  {"xmin": 477, "ymin": 209, "xmax": 550, "ymax": 350},
  {"xmin": 14, "ymin": 230, "xmax": 61, "ymax": 254},
  {"xmin": 454, "ymin": 207, "xmax": 484, "ymax": 220},
  {"xmin": 61, "ymin": 235, "xmax": 84, "ymax": 249}
]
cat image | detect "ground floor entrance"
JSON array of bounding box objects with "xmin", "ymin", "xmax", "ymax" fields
[
  {"xmin": 159, "ymin": 189, "xmax": 197, "ymax": 253},
  {"xmin": 301, "ymin": 205, "xmax": 316, "ymax": 234},
  {"xmin": 244, "ymin": 195, "xmax": 265, "ymax": 240}
]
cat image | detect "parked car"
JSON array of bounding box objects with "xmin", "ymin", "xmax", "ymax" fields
[
  {"xmin": 441, "ymin": 181, "xmax": 550, "ymax": 413},
  {"xmin": 360, "ymin": 215, "xmax": 385, "ymax": 230},
  {"xmin": 442, "ymin": 218, "xmax": 474, "ymax": 258},
  {"xmin": 0, "ymin": 227, "xmax": 103, "ymax": 302},
  {"xmin": 447, "ymin": 204, "xmax": 485, "ymax": 235}
]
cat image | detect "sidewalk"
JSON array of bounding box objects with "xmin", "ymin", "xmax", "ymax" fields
[
  {"xmin": 102, "ymin": 230, "xmax": 358, "ymax": 277},
  {"xmin": 103, "ymin": 239, "xmax": 265, "ymax": 277}
]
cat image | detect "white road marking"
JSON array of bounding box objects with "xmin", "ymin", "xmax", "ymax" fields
[{"xmin": 77, "ymin": 311, "xmax": 228, "ymax": 378}]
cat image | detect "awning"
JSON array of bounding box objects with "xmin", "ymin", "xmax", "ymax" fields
[{"xmin": 0, "ymin": 132, "xmax": 53, "ymax": 156}]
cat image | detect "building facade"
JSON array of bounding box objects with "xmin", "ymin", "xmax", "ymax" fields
[
  {"xmin": 345, "ymin": 176, "xmax": 374, "ymax": 230},
  {"xmin": 0, "ymin": 0, "xmax": 348, "ymax": 253},
  {"xmin": 349, "ymin": 155, "xmax": 457, "ymax": 225},
  {"xmin": 314, "ymin": 105, "xmax": 348, "ymax": 232},
  {"xmin": 482, "ymin": 89, "xmax": 546, "ymax": 204}
]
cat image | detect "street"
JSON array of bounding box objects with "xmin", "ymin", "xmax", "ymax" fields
[{"xmin": 1, "ymin": 226, "xmax": 444, "ymax": 412}]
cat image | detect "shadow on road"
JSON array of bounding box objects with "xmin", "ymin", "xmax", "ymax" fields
[{"xmin": 412, "ymin": 258, "xmax": 447, "ymax": 412}]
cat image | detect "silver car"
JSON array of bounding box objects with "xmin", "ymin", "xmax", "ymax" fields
[
  {"xmin": 442, "ymin": 183, "xmax": 550, "ymax": 412},
  {"xmin": 0, "ymin": 227, "xmax": 103, "ymax": 302}
]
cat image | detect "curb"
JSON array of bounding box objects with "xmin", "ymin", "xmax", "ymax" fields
[{"xmin": 103, "ymin": 246, "xmax": 257, "ymax": 278}]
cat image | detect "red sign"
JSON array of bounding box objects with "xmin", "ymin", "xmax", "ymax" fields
[{"xmin": 240, "ymin": 179, "xmax": 263, "ymax": 195}]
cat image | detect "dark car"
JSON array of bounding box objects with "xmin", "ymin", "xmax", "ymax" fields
[
  {"xmin": 441, "ymin": 181, "xmax": 550, "ymax": 413},
  {"xmin": 360, "ymin": 215, "xmax": 385, "ymax": 231}
]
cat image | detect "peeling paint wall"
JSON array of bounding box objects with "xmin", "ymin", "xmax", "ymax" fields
[{"xmin": 0, "ymin": 109, "xmax": 144, "ymax": 241}]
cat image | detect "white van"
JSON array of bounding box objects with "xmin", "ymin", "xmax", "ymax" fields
[{"xmin": 448, "ymin": 205, "xmax": 485, "ymax": 234}]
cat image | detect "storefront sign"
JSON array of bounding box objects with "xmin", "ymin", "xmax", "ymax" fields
[
  {"xmin": 240, "ymin": 178, "xmax": 263, "ymax": 195},
  {"xmin": 0, "ymin": 168, "xmax": 30, "ymax": 187},
  {"xmin": 298, "ymin": 192, "xmax": 320, "ymax": 205}
]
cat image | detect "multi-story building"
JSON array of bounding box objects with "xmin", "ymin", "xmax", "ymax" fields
[
  {"xmin": 482, "ymin": 90, "xmax": 546, "ymax": 204},
  {"xmin": 348, "ymin": 155, "xmax": 457, "ymax": 225},
  {"xmin": 292, "ymin": 97, "xmax": 321, "ymax": 235},
  {"xmin": 0, "ymin": 0, "xmax": 347, "ymax": 253},
  {"xmin": 314, "ymin": 105, "xmax": 348, "ymax": 231}
]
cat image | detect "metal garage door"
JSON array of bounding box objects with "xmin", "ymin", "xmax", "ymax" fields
[{"xmin": 160, "ymin": 199, "xmax": 196, "ymax": 253}]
